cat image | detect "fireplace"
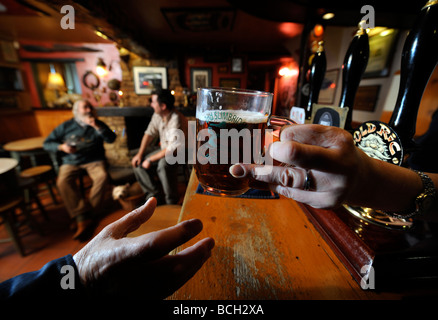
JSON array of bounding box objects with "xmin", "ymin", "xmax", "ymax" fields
[{"xmin": 96, "ymin": 106, "xmax": 154, "ymax": 183}]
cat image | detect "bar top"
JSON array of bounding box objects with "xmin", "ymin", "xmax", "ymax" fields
[{"xmin": 170, "ymin": 172, "xmax": 400, "ymax": 300}]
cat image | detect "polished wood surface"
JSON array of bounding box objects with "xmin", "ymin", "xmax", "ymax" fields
[
  {"xmin": 3, "ymin": 136, "xmax": 45, "ymax": 152},
  {"xmin": 170, "ymin": 172, "xmax": 399, "ymax": 300}
]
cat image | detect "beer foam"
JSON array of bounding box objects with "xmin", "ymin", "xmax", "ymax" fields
[{"xmin": 197, "ymin": 110, "xmax": 268, "ymax": 123}]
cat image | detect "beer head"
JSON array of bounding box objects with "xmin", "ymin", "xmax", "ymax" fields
[
  {"xmin": 196, "ymin": 87, "xmax": 273, "ymax": 116},
  {"xmin": 196, "ymin": 109, "xmax": 268, "ymax": 124}
]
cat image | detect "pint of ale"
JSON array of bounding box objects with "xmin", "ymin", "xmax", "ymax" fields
[{"xmin": 195, "ymin": 87, "xmax": 294, "ymax": 196}]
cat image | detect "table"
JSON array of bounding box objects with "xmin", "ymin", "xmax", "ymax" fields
[
  {"xmin": 169, "ymin": 172, "xmax": 400, "ymax": 300},
  {"xmin": 3, "ymin": 137, "xmax": 46, "ymax": 169},
  {"xmin": 0, "ymin": 158, "xmax": 18, "ymax": 175}
]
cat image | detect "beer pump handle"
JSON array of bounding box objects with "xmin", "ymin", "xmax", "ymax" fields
[
  {"xmin": 388, "ymin": 0, "xmax": 438, "ymax": 151},
  {"xmin": 339, "ymin": 22, "xmax": 370, "ymax": 130},
  {"xmin": 306, "ymin": 41, "xmax": 327, "ymax": 120}
]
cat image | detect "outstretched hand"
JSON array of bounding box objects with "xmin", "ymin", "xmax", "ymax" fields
[{"xmin": 73, "ymin": 197, "xmax": 215, "ymax": 298}]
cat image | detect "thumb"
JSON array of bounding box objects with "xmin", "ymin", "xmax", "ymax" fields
[{"xmin": 104, "ymin": 197, "xmax": 157, "ymax": 239}]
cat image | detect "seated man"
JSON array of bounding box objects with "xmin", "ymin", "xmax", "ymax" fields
[
  {"xmin": 44, "ymin": 99, "xmax": 116, "ymax": 240},
  {"xmin": 131, "ymin": 89, "xmax": 187, "ymax": 205}
]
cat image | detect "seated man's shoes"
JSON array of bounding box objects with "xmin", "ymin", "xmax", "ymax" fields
[{"xmin": 73, "ymin": 218, "xmax": 94, "ymax": 241}]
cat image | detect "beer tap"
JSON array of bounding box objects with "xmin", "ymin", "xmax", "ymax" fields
[
  {"xmin": 306, "ymin": 41, "xmax": 327, "ymax": 120},
  {"xmin": 345, "ymin": 0, "xmax": 438, "ymax": 229},
  {"xmin": 339, "ymin": 21, "xmax": 370, "ymax": 131},
  {"xmin": 388, "ymin": 0, "xmax": 438, "ymax": 153},
  {"xmin": 353, "ymin": 0, "xmax": 438, "ymax": 166}
]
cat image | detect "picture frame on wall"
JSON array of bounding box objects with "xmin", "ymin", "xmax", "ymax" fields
[
  {"xmin": 231, "ymin": 57, "xmax": 243, "ymax": 73},
  {"xmin": 218, "ymin": 65, "xmax": 229, "ymax": 74},
  {"xmin": 364, "ymin": 28, "xmax": 399, "ymax": 78},
  {"xmin": 133, "ymin": 66, "xmax": 167, "ymax": 95},
  {"xmin": 318, "ymin": 69, "xmax": 339, "ymax": 104},
  {"xmin": 219, "ymin": 78, "xmax": 241, "ymax": 89},
  {"xmin": 190, "ymin": 68, "xmax": 212, "ymax": 92},
  {"xmin": 353, "ymin": 85, "xmax": 381, "ymax": 112}
]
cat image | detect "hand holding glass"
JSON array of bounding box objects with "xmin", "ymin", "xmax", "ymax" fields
[{"xmin": 195, "ymin": 87, "xmax": 295, "ymax": 196}]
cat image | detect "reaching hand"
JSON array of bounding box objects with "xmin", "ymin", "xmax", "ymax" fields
[{"xmin": 73, "ymin": 197, "xmax": 215, "ymax": 298}]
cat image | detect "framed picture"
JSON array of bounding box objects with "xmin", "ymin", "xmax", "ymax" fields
[
  {"xmin": 219, "ymin": 78, "xmax": 241, "ymax": 88},
  {"xmin": 231, "ymin": 57, "xmax": 243, "ymax": 73},
  {"xmin": 190, "ymin": 68, "xmax": 212, "ymax": 92},
  {"xmin": 133, "ymin": 66, "xmax": 167, "ymax": 95},
  {"xmin": 218, "ymin": 65, "xmax": 229, "ymax": 74},
  {"xmin": 353, "ymin": 85, "xmax": 380, "ymax": 112},
  {"xmin": 318, "ymin": 69, "xmax": 339, "ymax": 104},
  {"xmin": 0, "ymin": 40, "xmax": 19, "ymax": 63},
  {"xmin": 364, "ymin": 28, "xmax": 399, "ymax": 78}
]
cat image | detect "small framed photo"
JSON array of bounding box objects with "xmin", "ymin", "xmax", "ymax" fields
[
  {"xmin": 190, "ymin": 68, "xmax": 212, "ymax": 92},
  {"xmin": 318, "ymin": 69, "xmax": 339, "ymax": 104},
  {"xmin": 133, "ymin": 66, "xmax": 167, "ymax": 95},
  {"xmin": 217, "ymin": 64, "xmax": 229, "ymax": 74},
  {"xmin": 231, "ymin": 57, "xmax": 243, "ymax": 73},
  {"xmin": 219, "ymin": 78, "xmax": 241, "ymax": 88},
  {"xmin": 364, "ymin": 29, "xmax": 399, "ymax": 78},
  {"xmin": 354, "ymin": 85, "xmax": 381, "ymax": 112}
]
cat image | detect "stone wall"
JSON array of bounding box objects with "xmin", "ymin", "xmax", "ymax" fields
[
  {"xmin": 118, "ymin": 51, "xmax": 184, "ymax": 107},
  {"xmin": 102, "ymin": 115, "xmax": 130, "ymax": 168},
  {"xmin": 102, "ymin": 49, "xmax": 183, "ymax": 167}
]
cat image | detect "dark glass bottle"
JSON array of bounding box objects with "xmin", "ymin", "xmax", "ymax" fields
[
  {"xmin": 339, "ymin": 23, "xmax": 370, "ymax": 130},
  {"xmin": 306, "ymin": 41, "xmax": 327, "ymax": 120},
  {"xmin": 388, "ymin": 0, "xmax": 438, "ymax": 151}
]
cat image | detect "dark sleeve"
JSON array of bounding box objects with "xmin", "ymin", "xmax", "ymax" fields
[
  {"xmin": 43, "ymin": 122, "xmax": 66, "ymax": 153},
  {"xmin": 0, "ymin": 255, "xmax": 87, "ymax": 302},
  {"xmin": 96, "ymin": 119, "xmax": 117, "ymax": 143}
]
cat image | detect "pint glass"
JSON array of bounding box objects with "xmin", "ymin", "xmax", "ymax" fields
[{"xmin": 195, "ymin": 87, "xmax": 294, "ymax": 196}]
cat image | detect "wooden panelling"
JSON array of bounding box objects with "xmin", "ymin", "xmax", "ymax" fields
[
  {"xmin": 33, "ymin": 109, "xmax": 72, "ymax": 137},
  {"xmin": 0, "ymin": 111, "xmax": 40, "ymax": 144}
]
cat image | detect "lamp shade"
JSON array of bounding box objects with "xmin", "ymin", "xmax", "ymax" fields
[{"xmin": 46, "ymin": 72, "xmax": 66, "ymax": 90}]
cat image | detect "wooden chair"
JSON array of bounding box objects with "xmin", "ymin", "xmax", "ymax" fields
[{"xmin": 0, "ymin": 196, "xmax": 43, "ymax": 256}]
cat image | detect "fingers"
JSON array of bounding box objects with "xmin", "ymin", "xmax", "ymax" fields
[
  {"xmin": 273, "ymin": 125, "xmax": 355, "ymax": 172},
  {"xmin": 172, "ymin": 237, "xmax": 215, "ymax": 276},
  {"xmin": 138, "ymin": 218, "xmax": 205, "ymax": 260},
  {"xmin": 280, "ymin": 124, "xmax": 347, "ymax": 148},
  {"xmin": 138, "ymin": 237, "xmax": 215, "ymax": 299},
  {"xmin": 103, "ymin": 197, "xmax": 157, "ymax": 239},
  {"xmin": 230, "ymin": 164, "xmax": 307, "ymax": 189}
]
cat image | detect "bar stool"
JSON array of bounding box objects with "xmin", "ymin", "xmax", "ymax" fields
[
  {"xmin": 0, "ymin": 158, "xmax": 44, "ymax": 256},
  {"xmin": 0, "ymin": 196, "xmax": 44, "ymax": 256},
  {"xmin": 19, "ymin": 165, "xmax": 59, "ymax": 208}
]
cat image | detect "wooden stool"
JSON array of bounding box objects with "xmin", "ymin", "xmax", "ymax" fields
[
  {"xmin": 20, "ymin": 165, "xmax": 58, "ymax": 206},
  {"xmin": 128, "ymin": 204, "xmax": 182, "ymax": 237},
  {"xmin": 0, "ymin": 196, "xmax": 43, "ymax": 256}
]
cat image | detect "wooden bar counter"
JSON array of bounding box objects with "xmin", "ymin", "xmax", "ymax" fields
[{"xmin": 170, "ymin": 172, "xmax": 400, "ymax": 300}]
